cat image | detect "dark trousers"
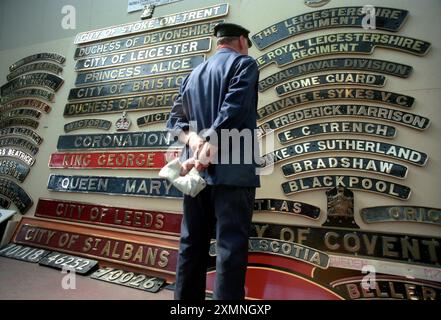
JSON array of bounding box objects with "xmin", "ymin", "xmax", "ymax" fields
[{"xmin": 174, "ymin": 185, "xmax": 255, "ymax": 300}]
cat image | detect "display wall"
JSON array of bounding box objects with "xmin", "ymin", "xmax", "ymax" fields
[{"xmin": 0, "ymin": 0, "xmax": 440, "ymax": 299}]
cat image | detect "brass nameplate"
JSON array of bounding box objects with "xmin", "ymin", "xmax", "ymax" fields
[
  {"xmin": 0, "ymin": 243, "xmax": 50, "ymax": 263},
  {"xmin": 0, "ymin": 99, "xmax": 51, "ymax": 114},
  {"xmin": 0, "ymin": 108, "xmax": 41, "ymax": 121},
  {"xmin": 278, "ymin": 121, "xmax": 396, "ymax": 143},
  {"xmin": 0, "ymin": 73, "xmax": 64, "ymax": 96},
  {"xmin": 9, "ymin": 52, "xmax": 65, "ymax": 72},
  {"xmin": 0, "ymin": 88, "xmax": 54, "ymax": 104},
  {"xmin": 74, "ymin": 20, "xmax": 222, "ymax": 59},
  {"xmin": 64, "ymin": 119, "xmax": 111, "ymax": 133},
  {"xmin": 282, "ymin": 156, "xmax": 407, "ymax": 179},
  {"xmin": 0, "ymin": 147, "xmax": 35, "ymax": 166},
  {"xmin": 137, "ymin": 112, "xmax": 170, "ymax": 127},
  {"xmin": 7, "ymin": 61, "xmax": 63, "ymax": 81},
  {"xmin": 252, "ymin": 7, "xmax": 409, "ymax": 50},
  {"xmin": 261, "ymin": 138, "xmax": 427, "ymax": 167},
  {"xmin": 256, "ymin": 32, "xmax": 431, "ymax": 70},
  {"xmin": 257, "ymin": 89, "xmax": 415, "ymax": 120},
  {"xmin": 361, "ymin": 206, "xmax": 441, "ymax": 226},
  {"xmin": 259, "ymin": 58, "xmax": 412, "ymax": 92},
  {"xmin": 0, "ymin": 117, "xmax": 39, "ymax": 130},
  {"xmin": 0, "ymin": 137, "xmax": 39, "ymax": 155},
  {"xmin": 74, "ymin": 3, "xmax": 229, "ymax": 44},
  {"xmin": 75, "ymin": 37, "xmax": 211, "ymax": 71},
  {"xmin": 0, "ymin": 178, "xmax": 33, "ymax": 213},
  {"xmin": 75, "ymin": 55, "xmax": 204, "ymax": 86},
  {"xmin": 276, "ymin": 72, "xmax": 386, "ymax": 96},
  {"xmin": 258, "ymin": 105, "xmax": 430, "ymax": 137},
  {"xmin": 0, "ymin": 158, "xmax": 30, "ymax": 182},
  {"xmin": 254, "ymin": 198, "xmax": 320, "ymax": 220}
]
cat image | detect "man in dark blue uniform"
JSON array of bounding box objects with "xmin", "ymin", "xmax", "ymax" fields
[{"xmin": 166, "ymin": 22, "xmax": 260, "ymax": 300}]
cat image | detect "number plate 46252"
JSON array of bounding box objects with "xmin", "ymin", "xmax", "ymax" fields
[{"xmin": 39, "ymin": 252, "xmax": 98, "ymax": 275}]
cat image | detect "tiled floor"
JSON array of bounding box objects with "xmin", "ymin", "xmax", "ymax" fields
[{"xmin": 0, "ymin": 256, "xmax": 174, "ymax": 300}]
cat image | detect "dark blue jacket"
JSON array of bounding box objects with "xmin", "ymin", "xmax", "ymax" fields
[{"xmin": 166, "ymin": 47, "xmax": 260, "ymax": 187}]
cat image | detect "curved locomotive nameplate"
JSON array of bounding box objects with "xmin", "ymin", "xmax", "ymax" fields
[
  {"xmin": 261, "ymin": 138, "xmax": 427, "ymax": 167},
  {"xmin": 0, "ymin": 108, "xmax": 42, "ymax": 121},
  {"xmin": 0, "ymin": 137, "xmax": 39, "ymax": 155},
  {"xmin": 252, "ymin": 7, "xmax": 409, "ymax": 50},
  {"xmin": 0, "ymin": 196, "xmax": 11, "ymax": 209},
  {"xmin": 0, "ymin": 118, "xmax": 39, "ymax": 130},
  {"xmin": 0, "ymin": 73, "xmax": 64, "ymax": 96},
  {"xmin": 56, "ymin": 131, "xmax": 178, "ymax": 151},
  {"xmin": 254, "ymin": 198, "xmax": 321, "ymax": 220},
  {"xmin": 278, "ymin": 121, "xmax": 396, "ymax": 143},
  {"xmin": 259, "ymin": 58, "xmax": 412, "ymax": 92},
  {"xmin": 282, "ymin": 156, "xmax": 408, "ymax": 179},
  {"xmin": 74, "ymin": 3, "xmax": 229, "ymax": 44},
  {"xmin": 74, "ymin": 20, "xmax": 223, "ymax": 60},
  {"xmin": 137, "ymin": 112, "xmax": 170, "ymax": 127},
  {"xmin": 9, "ymin": 52, "xmax": 65, "ymax": 72},
  {"xmin": 47, "ymin": 174, "xmax": 183, "ymax": 199},
  {"xmin": 0, "ymin": 158, "xmax": 30, "ymax": 182},
  {"xmin": 0, "ymin": 127, "xmax": 43, "ymax": 145},
  {"xmin": 276, "ymin": 72, "xmax": 386, "ymax": 96},
  {"xmin": 64, "ymin": 92, "xmax": 178, "ymax": 117},
  {"xmin": 281, "ymin": 175, "xmax": 411, "ymax": 200},
  {"xmin": 361, "ymin": 206, "xmax": 441, "ymax": 226},
  {"xmin": 75, "ymin": 55, "xmax": 204, "ymax": 86},
  {"xmin": 0, "ymin": 88, "xmax": 54, "ymax": 104},
  {"xmin": 7, "ymin": 62, "xmax": 63, "ymax": 81},
  {"xmin": 0, "ymin": 99, "xmax": 51, "ymax": 113},
  {"xmin": 49, "ymin": 150, "xmax": 179, "ymax": 170},
  {"xmin": 0, "ymin": 147, "xmax": 35, "ymax": 166},
  {"xmin": 75, "ymin": 37, "xmax": 212, "ymax": 71},
  {"xmin": 258, "ymin": 105, "xmax": 430, "ymax": 137},
  {"xmin": 256, "ymin": 33, "xmax": 431, "ymax": 70},
  {"xmin": 257, "ymin": 88, "xmax": 415, "ymax": 121},
  {"xmin": 68, "ymin": 73, "xmax": 188, "ymax": 101},
  {"xmin": 64, "ymin": 119, "xmax": 112, "ymax": 133},
  {"xmin": 0, "ymin": 178, "xmax": 33, "ymax": 213}
]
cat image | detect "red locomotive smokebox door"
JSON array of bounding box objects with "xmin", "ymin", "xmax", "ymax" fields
[{"xmin": 206, "ymin": 253, "xmax": 343, "ymax": 300}]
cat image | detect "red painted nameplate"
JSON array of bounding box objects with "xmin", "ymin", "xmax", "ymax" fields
[
  {"xmin": 35, "ymin": 198, "xmax": 182, "ymax": 236},
  {"xmin": 48, "ymin": 150, "xmax": 179, "ymax": 169},
  {"xmin": 13, "ymin": 218, "xmax": 178, "ymax": 275}
]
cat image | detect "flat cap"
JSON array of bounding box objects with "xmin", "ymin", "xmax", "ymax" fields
[{"xmin": 214, "ymin": 22, "xmax": 252, "ymax": 47}]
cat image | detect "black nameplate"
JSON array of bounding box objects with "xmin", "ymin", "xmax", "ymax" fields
[
  {"xmin": 7, "ymin": 61, "xmax": 63, "ymax": 81},
  {"xmin": 0, "ymin": 88, "xmax": 54, "ymax": 104},
  {"xmin": 74, "ymin": 20, "xmax": 223, "ymax": 59},
  {"xmin": 361, "ymin": 206, "xmax": 441, "ymax": 226},
  {"xmin": 256, "ymin": 33, "xmax": 431, "ymax": 70},
  {"xmin": 64, "ymin": 119, "xmax": 111, "ymax": 133},
  {"xmin": 254, "ymin": 198, "xmax": 320, "ymax": 220},
  {"xmin": 0, "ymin": 158, "xmax": 30, "ymax": 182},
  {"xmin": 278, "ymin": 121, "xmax": 396, "ymax": 143},
  {"xmin": 0, "ymin": 178, "xmax": 33, "ymax": 213},
  {"xmin": 0, "ymin": 73, "xmax": 64, "ymax": 96},
  {"xmin": 0, "ymin": 137, "xmax": 39, "ymax": 155},
  {"xmin": 47, "ymin": 174, "xmax": 183, "ymax": 199},
  {"xmin": 137, "ymin": 112, "xmax": 170, "ymax": 127},
  {"xmin": 57, "ymin": 131, "xmax": 177, "ymax": 151},
  {"xmin": 282, "ymin": 175, "xmax": 410, "ymax": 200},
  {"xmin": 0, "ymin": 118, "xmax": 39, "ymax": 130},
  {"xmin": 68, "ymin": 73, "xmax": 188, "ymax": 101},
  {"xmin": 9, "ymin": 52, "xmax": 65, "ymax": 72},
  {"xmin": 257, "ymin": 89, "xmax": 415, "ymax": 120},
  {"xmin": 0, "ymin": 147, "xmax": 35, "ymax": 166},
  {"xmin": 276, "ymin": 72, "xmax": 386, "ymax": 96},
  {"xmin": 75, "ymin": 55, "xmax": 204, "ymax": 86},
  {"xmin": 39, "ymin": 251, "xmax": 98, "ymax": 275},
  {"xmin": 252, "ymin": 7, "xmax": 409, "ymax": 50},
  {"xmin": 261, "ymin": 138, "xmax": 427, "ymax": 167},
  {"xmin": 251, "ymin": 222, "xmax": 441, "ymax": 266},
  {"xmin": 259, "ymin": 58, "xmax": 412, "ymax": 92},
  {"xmin": 0, "ymin": 108, "xmax": 41, "ymax": 121},
  {"xmin": 74, "ymin": 3, "xmax": 229, "ymax": 44},
  {"xmin": 91, "ymin": 267, "xmax": 165, "ymax": 293},
  {"xmin": 75, "ymin": 37, "xmax": 211, "ymax": 70},
  {"xmin": 258, "ymin": 105, "xmax": 430, "ymax": 136},
  {"xmin": 0, "ymin": 196, "xmax": 11, "ymax": 208},
  {"xmin": 0, "ymin": 127, "xmax": 43, "ymax": 145},
  {"xmin": 0, "ymin": 244, "xmax": 50, "ymax": 263},
  {"xmin": 282, "ymin": 156, "xmax": 408, "ymax": 179},
  {"xmin": 64, "ymin": 92, "xmax": 178, "ymax": 117},
  {"xmin": 0, "ymin": 99, "xmax": 51, "ymax": 114}
]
